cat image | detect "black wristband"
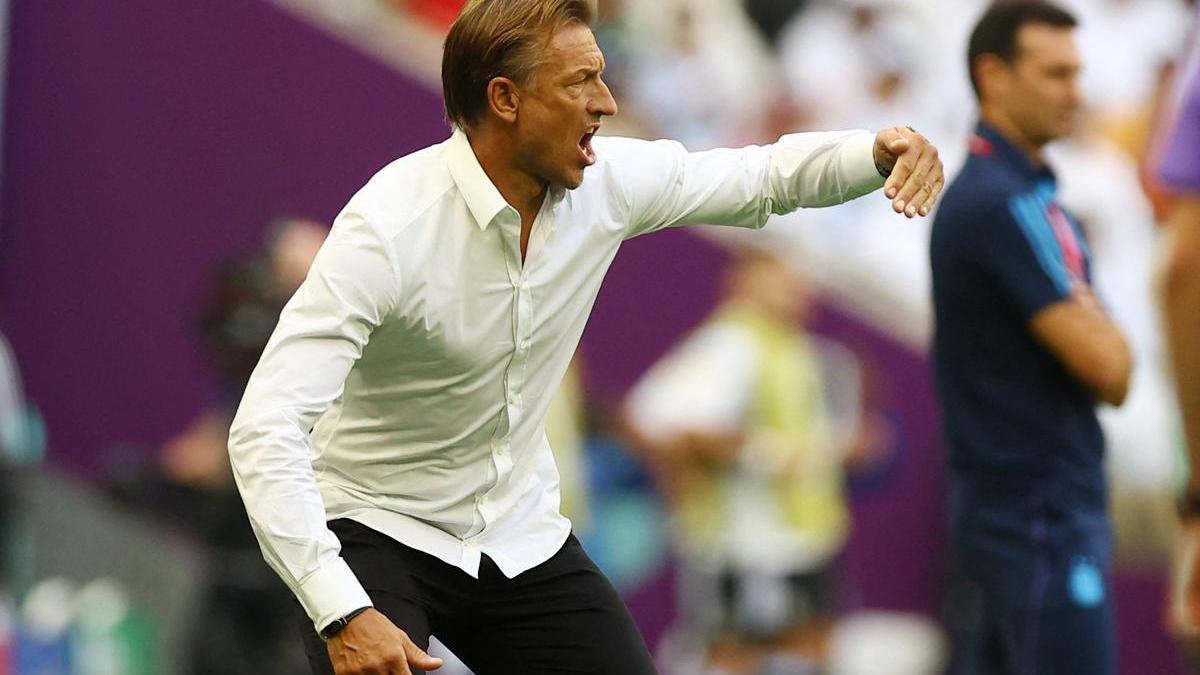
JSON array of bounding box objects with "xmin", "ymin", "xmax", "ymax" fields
[
  {"xmin": 319, "ymin": 606, "xmax": 370, "ymax": 641},
  {"xmin": 875, "ymin": 155, "xmax": 892, "ymax": 178},
  {"xmin": 1178, "ymin": 489, "xmax": 1200, "ymax": 519}
]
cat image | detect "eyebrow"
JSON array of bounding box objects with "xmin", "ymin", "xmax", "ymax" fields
[{"xmin": 566, "ymin": 61, "xmax": 605, "ymax": 79}]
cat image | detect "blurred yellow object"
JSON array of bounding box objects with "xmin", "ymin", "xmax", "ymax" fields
[{"xmin": 545, "ymin": 360, "xmax": 589, "ymax": 531}]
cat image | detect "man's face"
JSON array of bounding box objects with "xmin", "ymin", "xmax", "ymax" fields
[
  {"xmin": 732, "ymin": 257, "xmax": 813, "ymax": 326},
  {"xmin": 1000, "ymin": 24, "xmax": 1082, "ymax": 146},
  {"xmin": 513, "ymin": 22, "xmax": 618, "ymax": 189}
]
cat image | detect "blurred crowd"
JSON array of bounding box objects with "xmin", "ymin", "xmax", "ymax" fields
[
  {"xmin": 2, "ymin": 0, "xmax": 1198, "ymax": 674},
  {"xmin": 374, "ymin": 0, "xmax": 1199, "ymax": 673},
  {"xmin": 573, "ymin": 0, "xmax": 1196, "ymax": 566}
]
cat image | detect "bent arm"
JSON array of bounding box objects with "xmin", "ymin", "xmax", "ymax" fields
[
  {"xmin": 971, "ymin": 194, "xmax": 1132, "ymax": 406},
  {"xmin": 227, "ymin": 210, "xmax": 399, "ymax": 634},
  {"xmin": 1159, "ymin": 197, "xmax": 1200, "ymax": 486},
  {"xmin": 610, "ymin": 131, "xmax": 885, "ymax": 238},
  {"xmin": 1029, "ymin": 290, "xmax": 1133, "ymax": 406}
]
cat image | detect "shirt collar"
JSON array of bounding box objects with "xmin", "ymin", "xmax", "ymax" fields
[
  {"xmin": 446, "ymin": 128, "xmax": 512, "ymax": 231},
  {"xmin": 972, "ymin": 121, "xmax": 1056, "ymax": 183}
]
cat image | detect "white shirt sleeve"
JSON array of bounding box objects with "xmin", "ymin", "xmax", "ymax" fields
[
  {"xmin": 625, "ymin": 322, "xmax": 760, "ymax": 443},
  {"xmin": 597, "ymin": 131, "xmax": 884, "ymax": 239},
  {"xmin": 228, "ymin": 208, "xmax": 400, "ymax": 634}
]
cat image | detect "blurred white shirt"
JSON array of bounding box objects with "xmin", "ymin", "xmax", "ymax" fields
[
  {"xmin": 228, "ymin": 127, "xmax": 885, "ymax": 632},
  {"xmin": 1050, "ymin": 135, "xmax": 1182, "ymax": 492},
  {"xmin": 625, "ymin": 321, "xmax": 859, "ymax": 572}
]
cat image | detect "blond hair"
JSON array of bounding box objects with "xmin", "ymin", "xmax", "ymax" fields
[{"xmin": 442, "ymin": 0, "xmax": 594, "ymax": 130}]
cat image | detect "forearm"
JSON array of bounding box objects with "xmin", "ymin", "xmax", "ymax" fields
[
  {"xmin": 1030, "ymin": 293, "xmax": 1133, "ymax": 406},
  {"xmin": 617, "ymin": 131, "xmax": 885, "ymax": 236},
  {"xmin": 764, "ymin": 131, "xmax": 886, "ymax": 211},
  {"xmin": 1160, "ymin": 199, "xmax": 1200, "ymax": 489},
  {"xmin": 1090, "ymin": 311, "xmax": 1134, "ymax": 407},
  {"xmin": 226, "ymin": 206, "xmax": 396, "ymax": 633},
  {"xmin": 228, "ymin": 406, "xmax": 372, "ymax": 632},
  {"xmin": 1166, "ymin": 296, "xmax": 1200, "ymax": 492}
]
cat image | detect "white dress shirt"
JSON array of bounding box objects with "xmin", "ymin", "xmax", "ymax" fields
[{"xmin": 228, "ymin": 127, "xmax": 885, "ymax": 633}]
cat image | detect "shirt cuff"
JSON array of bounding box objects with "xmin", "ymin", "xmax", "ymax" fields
[
  {"xmin": 840, "ymin": 132, "xmax": 887, "ymax": 195},
  {"xmin": 296, "ymin": 556, "xmax": 374, "ymax": 635}
]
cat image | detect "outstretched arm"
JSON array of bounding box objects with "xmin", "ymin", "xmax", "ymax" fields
[{"xmin": 607, "ymin": 126, "xmax": 944, "ymax": 238}]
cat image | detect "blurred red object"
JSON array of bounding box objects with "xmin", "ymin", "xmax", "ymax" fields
[{"xmin": 406, "ymin": 0, "xmax": 466, "ymax": 31}]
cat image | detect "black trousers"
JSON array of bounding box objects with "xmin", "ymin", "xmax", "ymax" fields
[{"xmin": 298, "ymin": 519, "xmax": 658, "ymax": 675}]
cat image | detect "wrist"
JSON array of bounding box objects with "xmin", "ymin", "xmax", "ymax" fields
[
  {"xmin": 1177, "ymin": 487, "xmax": 1200, "ymax": 521},
  {"xmin": 319, "ymin": 606, "xmax": 371, "ymax": 641},
  {"xmin": 874, "ymin": 151, "xmax": 892, "ymax": 178}
]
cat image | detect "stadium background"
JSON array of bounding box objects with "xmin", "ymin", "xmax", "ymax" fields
[{"xmin": 0, "ymin": 0, "xmax": 1193, "ymax": 673}]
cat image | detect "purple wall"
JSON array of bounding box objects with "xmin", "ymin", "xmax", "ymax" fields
[
  {"xmin": 1, "ymin": 1, "xmax": 1182, "ymax": 671},
  {"xmin": 1, "ymin": 0, "xmax": 448, "ymax": 473}
]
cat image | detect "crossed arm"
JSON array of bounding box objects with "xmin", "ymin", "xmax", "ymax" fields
[{"xmin": 1029, "ymin": 287, "xmax": 1133, "ymax": 406}]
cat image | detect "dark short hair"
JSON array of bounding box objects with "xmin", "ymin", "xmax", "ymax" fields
[
  {"xmin": 967, "ymin": 1, "xmax": 1078, "ymax": 99},
  {"xmin": 442, "ymin": 0, "xmax": 594, "ymax": 130}
]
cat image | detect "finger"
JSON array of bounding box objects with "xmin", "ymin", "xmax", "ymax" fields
[
  {"xmin": 404, "ymin": 641, "xmax": 444, "ymax": 671},
  {"xmin": 895, "ymin": 145, "xmax": 938, "ymax": 217},
  {"xmin": 1171, "ymin": 534, "xmax": 1200, "ymax": 637},
  {"xmin": 914, "ymin": 172, "xmax": 945, "ymax": 218},
  {"xmin": 920, "ymin": 174, "xmax": 946, "ymax": 216},
  {"xmin": 886, "ymin": 134, "xmax": 910, "ymax": 155},
  {"xmin": 1171, "ymin": 586, "xmax": 1200, "ymax": 638},
  {"xmin": 885, "ymin": 151, "xmax": 915, "ymax": 209},
  {"xmin": 892, "ymin": 151, "xmax": 936, "ymax": 216},
  {"xmin": 1183, "ymin": 575, "xmax": 1200, "ymax": 634},
  {"xmin": 904, "ymin": 144, "xmax": 939, "ymax": 217},
  {"xmin": 384, "ymin": 651, "xmax": 414, "ymax": 675},
  {"xmin": 882, "ymin": 135, "xmax": 912, "ymax": 198},
  {"xmin": 917, "ymin": 148, "xmax": 944, "ymax": 216}
]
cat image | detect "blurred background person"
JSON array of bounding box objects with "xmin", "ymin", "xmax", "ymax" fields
[
  {"xmin": 930, "ymin": 3, "xmax": 1132, "ymax": 674},
  {"xmin": 1157, "ymin": 10, "xmax": 1200, "ymax": 653},
  {"xmin": 624, "ymin": 250, "xmax": 877, "ymax": 675},
  {"xmin": 6, "ymin": 0, "xmax": 1200, "ymax": 673},
  {"xmin": 108, "ymin": 218, "xmax": 327, "ymax": 674}
]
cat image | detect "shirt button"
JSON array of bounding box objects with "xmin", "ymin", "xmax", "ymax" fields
[
  {"xmin": 464, "ymin": 537, "xmax": 478, "ymax": 547},
  {"xmin": 520, "ymin": 339, "xmax": 531, "ymax": 351}
]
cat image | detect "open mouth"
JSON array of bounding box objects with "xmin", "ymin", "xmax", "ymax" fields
[{"xmin": 579, "ymin": 129, "xmax": 597, "ymax": 166}]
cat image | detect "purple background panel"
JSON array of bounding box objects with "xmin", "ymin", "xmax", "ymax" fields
[
  {"xmin": 2, "ymin": 0, "xmax": 448, "ymax": 473},
  {"xmin": 0, "ymin": 1, "xmax": 1184, "ymax": 670}
]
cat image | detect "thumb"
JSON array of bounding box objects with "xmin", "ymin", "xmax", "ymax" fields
[
  {"xmin": 886, "ymin": 134, "xmax": 910, "ymax": 155},
  {"xmin": 404, "ymin": 641, "xmax": 444, "ymax": 670}
]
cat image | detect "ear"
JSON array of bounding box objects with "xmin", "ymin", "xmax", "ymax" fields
[
  {"xmin": 486, "ymin": 77, "xmax": 520, "ymax": 125},
  {"xmin": 975, "ymin": 54, "xmax": 1009, "ymax": 101}
]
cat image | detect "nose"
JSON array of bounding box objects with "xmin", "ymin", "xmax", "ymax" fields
[
  {"xmin": 1064, "ymin": 73, "xmax": 1082, "ymax": 109},
  {"xmin": 1066, "ymin": 82, "xmax": 1082, "ymax": 110},
  {"xmin": 590, "ymin": 77, "xmax": 619, "ymax": 118}
]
